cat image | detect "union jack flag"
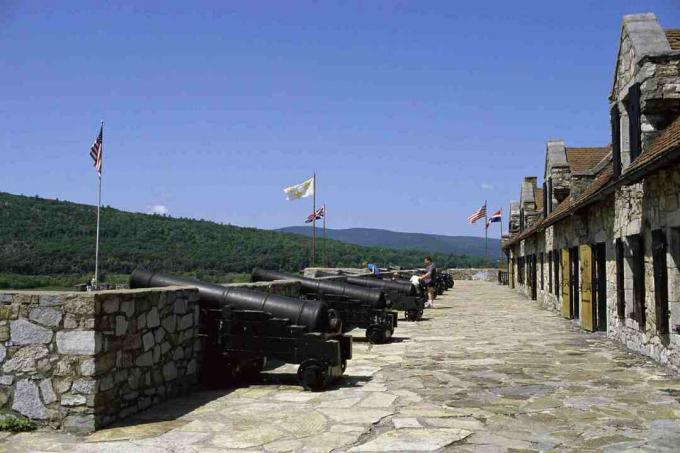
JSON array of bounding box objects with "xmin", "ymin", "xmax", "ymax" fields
[
  {"xmin": 90, "ymin": 125, "xmax": 103, "ymax": 175},
  {"xmin": 467, "ymin": 203, "xmax": 486, "ymax": 224},
  {"xmin": 305, "ymin": 206, "xmax": 325, "ymax": 223}
]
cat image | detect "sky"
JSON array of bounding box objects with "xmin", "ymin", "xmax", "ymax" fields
[{"xmin": 2, "ymin": 1, "xmax": 679, "ymax": 238}]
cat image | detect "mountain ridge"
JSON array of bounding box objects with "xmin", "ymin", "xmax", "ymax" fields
[{"xmin": 277, "ymin": 226, "xmax": 502, "ymax": 260}]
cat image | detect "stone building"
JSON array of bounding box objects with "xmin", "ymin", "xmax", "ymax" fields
[{"xmin": 504, "ymin": 13, "xmax": 680, "ymax": 373}]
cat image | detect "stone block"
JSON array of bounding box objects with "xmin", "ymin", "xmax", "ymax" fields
[
  {"xmin": 29, "ymin": 307, "xmax": 63, "ymax": 328},
  {"xmin": 123, "ymin": 333, "xmax": 142, "ymax": 351},
  {"xmin": 179, "ymin": 313, "xmax": 193, "ymax": 331},
  {"xmin": 161, "ymin": 315, "xmax": 176, "ymax": 333},
  {"xmin": 0, "ymin": 375, "xmax": 13, "ymax": 385},
  {"xmin": 0, "ymin": 324, "xmax": 8, "ymax": 342},
  {"xmin": 56, "ymin": 330, "xmax": 98, "ymax": 355},
  {"xmin": 80, "ymin": 358, "xmax": 95, "ymax": 376},
  {"xmin": 64, "ymin": 296, "xmax": 95, "ymax": 315},
  {"xmin": 0, "ymin": 344, "xmax": 5, "ymax": 363},
  {"xmin": 63, "ymin": 314, "xmax": 78, "ymax": 329},
  {"xmin": 137, "ymin": 313, "xmax": 146, "ymax": 329},
  {"xmin": 61, "ymin": 393, "xmax": 86, "ymax": 406},
  {"xmin": 72, "ymin": 378, "xmax": 96, "ymax": 395},
  {"xmin": 0, "ymin": 304, "xmax": 19, "ymax": 321},
  {"xmin": 161, "ymin": 341, "xmax": 171, "ymax": 354},
  {"xmin": 135, "ymin": 351, "xmax": 153, "ymax": 367},
  {"xmin": 3, "ymin": 345, "xmax": 49, "ymax": 373},
  {"xmin": 152, "ymin": 345, "xmax": 161, "ymax": 364},
  {"xmin": 39, "ymin": 378, "xmax": 57, "ymax": 404},
  {"xmin": 147, "ymin": 307, "xmax": 160, "ymax": 328},
  {"xmin": 13, "ymin": 379, "xmax": 47, "ymax": 419},
  {"xmin": 101, "ymin": 297, "xmax": 119, "ymax": 314},
  {"xmin": 154, "ymin": 328, "xmax": 165, "ymax": 344},
  {"xmin": 39, "ymin": 295, "xmax": 61, "ymax": 306},
  {"xmin": 174, "ymin": 299, "xmax": 187, "ymax": 315},
  {"xmin": 142, "ymin": 332, "xmax": 155, "ymax": 351},
  {"xmin": 121, "ymin": 301, "xmax": 134, "ymax": 318},
  {"xmin": 115, "ymin": 316, "xmax": 128, "ymax": 336}
]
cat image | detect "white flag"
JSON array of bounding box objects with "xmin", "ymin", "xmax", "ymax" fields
[{"xmin": 283, "ymin": 176, "xmax": 315, "ymax": 200}]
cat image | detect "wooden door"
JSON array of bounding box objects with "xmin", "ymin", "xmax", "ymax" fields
[
  {"xmin": 509, "ymin": 258, "xmax": 515, "ymax": 289},
  {"xmin": 580, "ymin": 244, "xmax": 594, "ymax": 331},
  {"xmin": 561, "ymin": 248, "xmax": 570, "ymax": 318}
]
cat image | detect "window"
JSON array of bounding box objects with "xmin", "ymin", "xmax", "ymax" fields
[
  {"xmin": 548, "ymin": 251, "xmax": 553, "ymax": 293},
  {"xmin": 652, "ymin": 229, "xmax": 669, "ymax": 337},
  {"xmin": 611, "ymin": 106, "xmax": 621, "ymax": 177},
  {"xmin": 616, "ymin": 238, "xmax": 625, "ymax": 319},
  {"xmin": 626, "ymin": 83, "xmax": 642, "ymax": 162},
  {"xmin": 629, "ymin": 234, "xmax": 646, "ymax": 330}
]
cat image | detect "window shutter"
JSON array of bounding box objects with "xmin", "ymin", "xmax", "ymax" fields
[
  {"xmin": 627, "ymin": 84, "xmax": 642, "ymax": 162},
  {"xmin": 611, "ymin": 106, "xmax": 621, "ymax": 177}
]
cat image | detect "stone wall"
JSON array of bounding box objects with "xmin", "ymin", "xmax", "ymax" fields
[
  {"xmin": 0, "ymin": 286, "xmax": 200, "ymax": 432},
  {"xmin": 447, "ymin": 268, "xmax": 499, "ymax": 282}
]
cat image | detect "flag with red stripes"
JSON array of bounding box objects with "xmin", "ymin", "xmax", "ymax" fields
[
  {"xmin": 90, "ymin": 125, "xmax": 103, "ymax": 175},
  {"xmin": 305, "ymin": 206, "xmax": 325, "ymax": 223},
  {"xmin": 467, "ymin": 203, "xmax": 486, "ymax": 224}
]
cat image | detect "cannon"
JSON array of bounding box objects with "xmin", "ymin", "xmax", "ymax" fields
[
  {"xmin": 344, "ymin": 275, "xmax": 424, "ymax": 321},
  {"xmin": 251, "ymin": 268, "xmax": 397, "ymax": 344},
  {"xmin": 130, "ymin": 270, "xmax": 352, "ymax": 391}
]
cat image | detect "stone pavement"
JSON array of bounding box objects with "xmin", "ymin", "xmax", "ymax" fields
[{"xmin": 3, "ymin": 281, "xmax": 680, "ymax": 452}]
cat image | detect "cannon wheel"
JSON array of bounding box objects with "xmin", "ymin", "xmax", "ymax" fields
[
  {"xmin": 366, "ymin": 325, "xmax": 388, "ymax": 344},
  {"xmin": 406, "ymin": 309, "xmax": 423, "ymax": 321},
  {"xmin": 298, "ymin": 359, "xmax": 328, "ymax": 391}
]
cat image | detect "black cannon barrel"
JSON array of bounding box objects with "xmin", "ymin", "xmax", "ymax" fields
[
  {"xmin": 130, "ymin": 269, "xmax": 334, "ymax": 333},
  {"xmin": 345, "ymin": 276, "xmax": 415, "ymax": 296},
  {"xmin": 251, "ymin": 268, "xmax": 386, "ymax": 308}
]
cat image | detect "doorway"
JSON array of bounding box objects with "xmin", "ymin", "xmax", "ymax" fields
[{"xmin": 593, "ymin": 242, "xmax": 607, "ymax": 331}]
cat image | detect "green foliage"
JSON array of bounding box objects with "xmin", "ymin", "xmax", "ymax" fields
[
  {"xmin": 0, "ymin": 192, "xmax": 488, "ymax": 288},
  {"xmin": 0, "ymin": 414, "xmax": 37, "ymax": 432}
]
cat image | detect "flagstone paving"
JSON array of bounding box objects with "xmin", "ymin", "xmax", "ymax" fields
[{"xmin": 3, "ymin": 281, "xmax": 680, "ymax": 452}]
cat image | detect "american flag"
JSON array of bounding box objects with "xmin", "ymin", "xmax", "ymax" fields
[
  {"xmin": 305, "ymin": 206, "xmax": 325, "ymax": 223},
  {"xmin": 467, "ymin": 203, "xmax": 487, "ymax": 224},
  {"xmin": 90, "ymin": 125, "xmax": 103, "ymax": 175}
]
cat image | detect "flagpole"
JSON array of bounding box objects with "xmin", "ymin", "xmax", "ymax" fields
[
  {"xmin": 312, "ymin": 173, "xmax": 316, "ymax": 266},
  {"xmin": 484, "ymin": 200, "xmax": 488, "ymax": 267},
  {"xmin": 93, "ymin": 120, "xmax": 103, "ymax": 289},
  {"xmin": 323, "ymin": 203, "xmax": 327, "ymax": 266}
]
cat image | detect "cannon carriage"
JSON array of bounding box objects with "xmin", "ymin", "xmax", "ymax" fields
[{"xmin": 130, "ymin": 269, "xmax": 352, "ymax": 391}]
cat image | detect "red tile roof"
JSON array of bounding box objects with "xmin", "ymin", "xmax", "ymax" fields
[
  {"xmin": 666, "ymin": 29, "xmax": 680, "ymax": 50},
  {"xmin": 565, "ymin": 146, "xmax": 610, "ymax": 173}
]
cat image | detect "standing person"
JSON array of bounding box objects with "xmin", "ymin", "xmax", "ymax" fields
[{"xmin": 421, "ymin": 256, "xmax": 437, "ymax": 308}]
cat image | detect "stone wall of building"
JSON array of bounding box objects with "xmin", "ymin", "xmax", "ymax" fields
[
  {"xmin": 0, "ymin": 287, "xmax": 200, "ymax": 433},
  {"xmin": 607, "ymin": 166, "xmax": 680, "ymax": 374}
]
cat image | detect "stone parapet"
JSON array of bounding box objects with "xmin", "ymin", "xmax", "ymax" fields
[
  {"xmin": 447, "ymin": 268, "xmax": 499, "ymax": 282},
  {"xmin": 0, "ymin": 286, "xmax": 200, "ymax": 433}
]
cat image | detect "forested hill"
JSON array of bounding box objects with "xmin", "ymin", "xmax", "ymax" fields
[
  {"xmin": 278, "ymin": 226, "xmax": 502, "ymax": 259},
  {"xmin": 0, "ymin": 192, "xmax": 488, "ymax": 282}
]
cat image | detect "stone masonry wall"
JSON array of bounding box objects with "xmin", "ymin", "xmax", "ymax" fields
[{"xmin": 0, "ymin": 286, "xmax": 200, "ymax": 433}]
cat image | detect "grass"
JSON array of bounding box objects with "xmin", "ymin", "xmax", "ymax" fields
[{"xmin": 0, "ymin": 414, "xmax": 36, "ymax": 432}]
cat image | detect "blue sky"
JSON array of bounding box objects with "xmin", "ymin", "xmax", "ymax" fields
[{"xmin": 2, "ymin": 1, "xmax": 679, "ymax": 238}]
